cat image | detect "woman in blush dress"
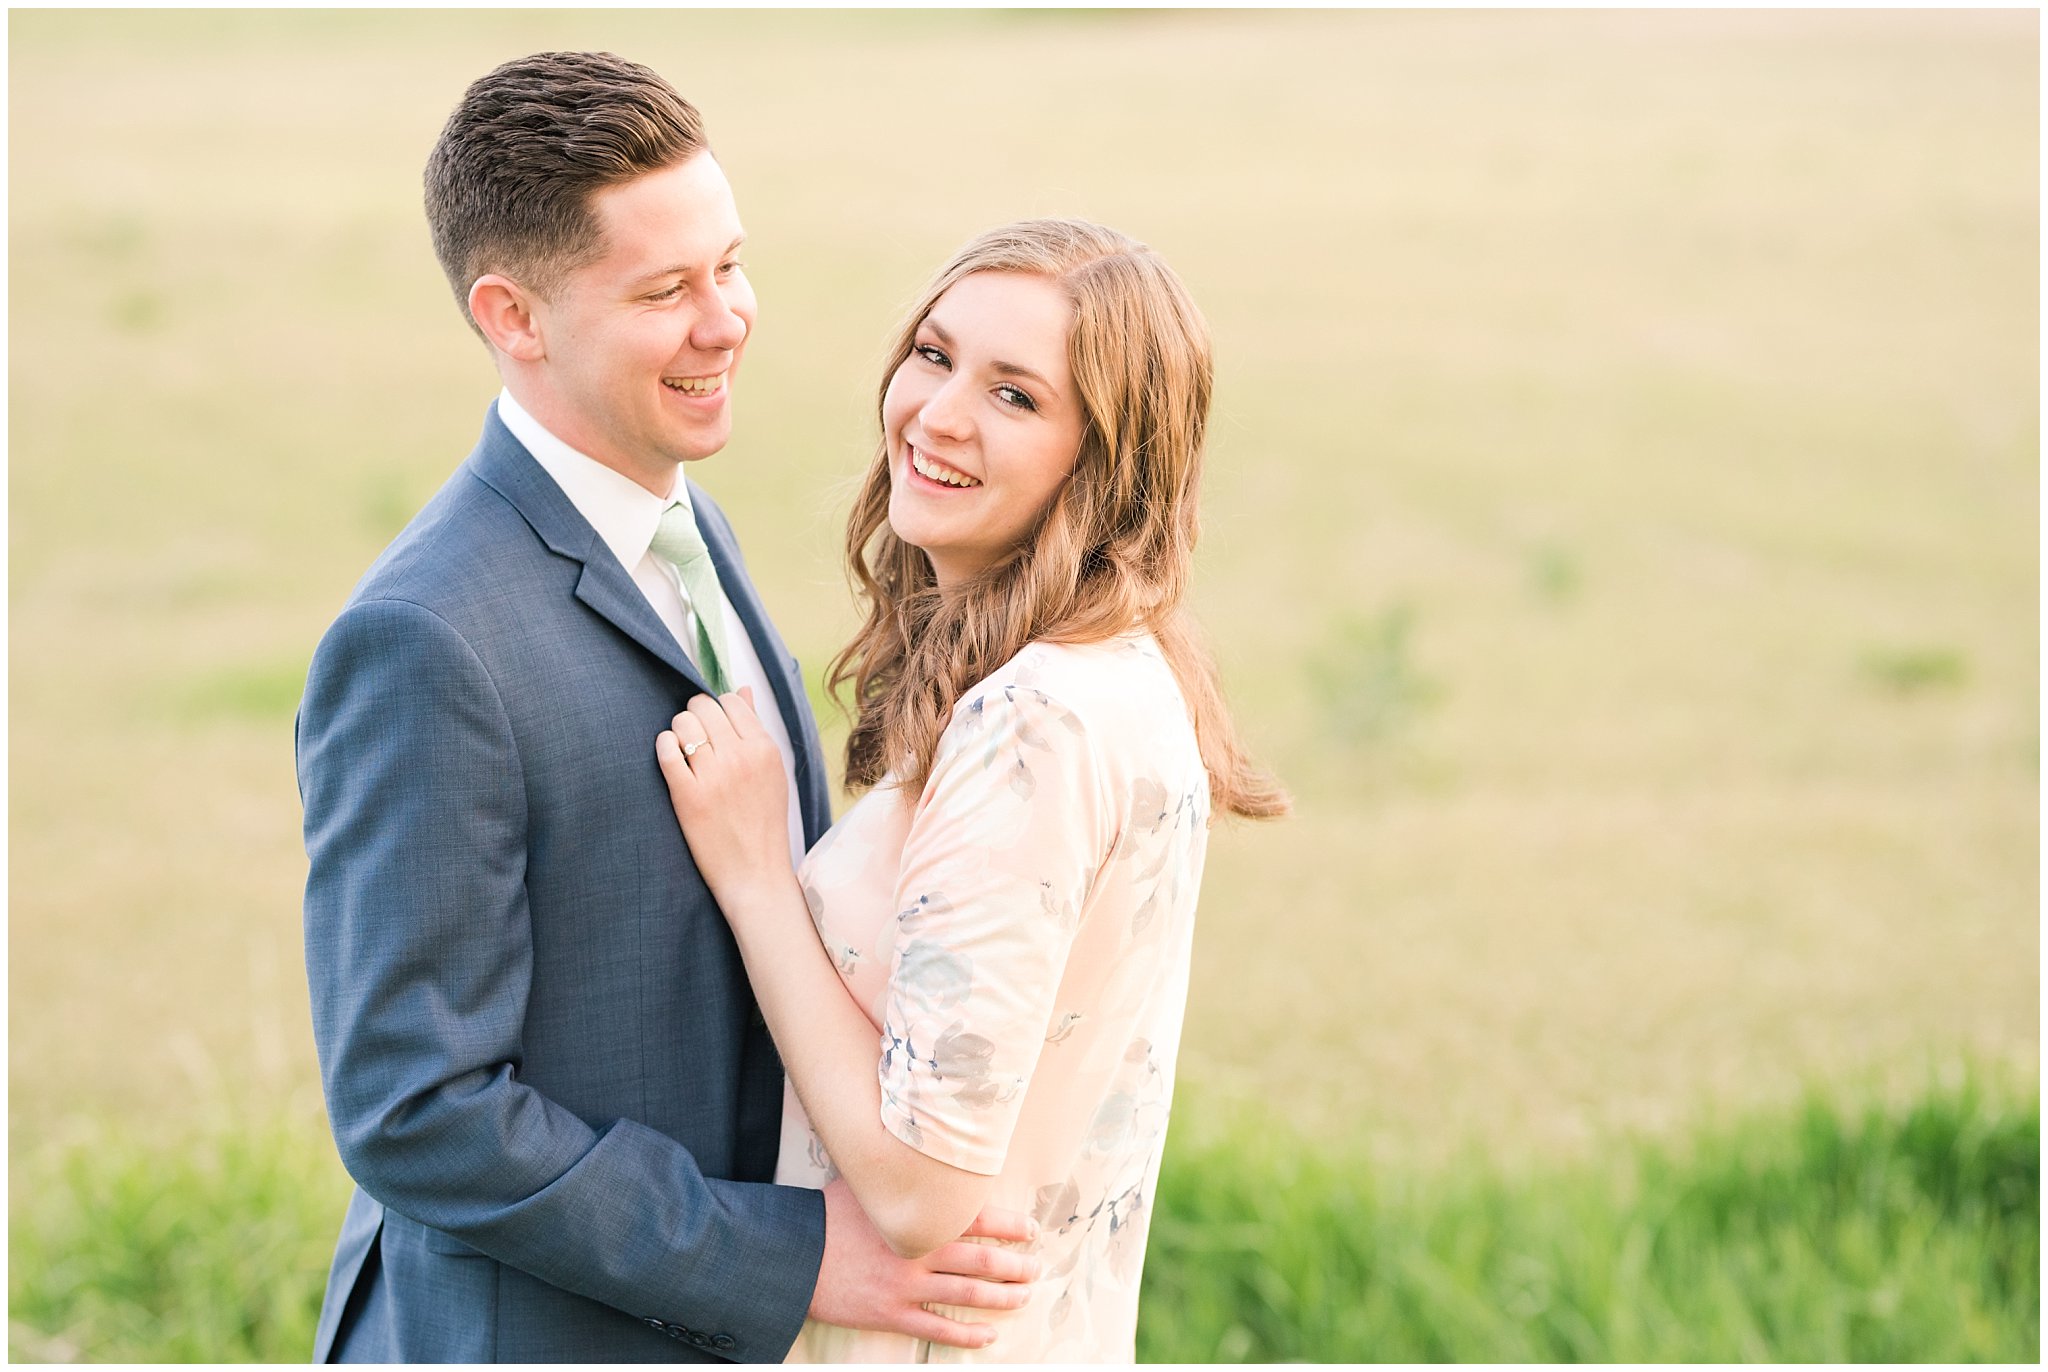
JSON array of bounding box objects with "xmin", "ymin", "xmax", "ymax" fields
[{"xmin": 656, "ymin": 218, "xmax": 1288, "ymax": 1362}]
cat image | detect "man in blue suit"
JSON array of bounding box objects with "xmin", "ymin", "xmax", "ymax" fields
[{"xmin": 299, "ymin": 52, "xmax": 1036, "ymax": 1362}]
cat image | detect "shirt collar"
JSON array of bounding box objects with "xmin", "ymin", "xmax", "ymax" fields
[{"xmin": 496, "ymin": 388, "xmax": 693, "ymax": 571}]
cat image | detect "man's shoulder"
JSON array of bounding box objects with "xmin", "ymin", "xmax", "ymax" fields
[
  {"xmin": 346, "ymin": 460, "xmax": 538, "ymax": 613},
  {"xmin": 337, "ymin": 404, "xmax": 586, "ymax": 608},
  {"xmin": 308, "ymin": 463, "xmax": 562, "ymax": 698}
]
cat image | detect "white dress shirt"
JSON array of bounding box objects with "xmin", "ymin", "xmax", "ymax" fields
[{"xmin": 497, "ymin": 388, "xmax": 807, "ymax": 869}]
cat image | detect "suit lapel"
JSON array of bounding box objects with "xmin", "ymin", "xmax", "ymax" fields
[
  {"xmin": 572, "ymin": 557, "xmax": 714, "ymax": 694},
  {"xmin": 688, "ymin": 479, "xmax": 831, "ymax": 844},
  {"xmin": 466, "ymin": 406, "xmax": 829, "ymax": 840},
  {"xmin": 466, "ymin": 405, "xmax": 717, "ymax": 697}
]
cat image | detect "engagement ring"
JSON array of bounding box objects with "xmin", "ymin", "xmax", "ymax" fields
[{"xmin": 682, "ymin": 740, "xmax": 709, "ymax": 759}]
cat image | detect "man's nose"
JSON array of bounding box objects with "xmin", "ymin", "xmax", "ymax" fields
[{"xmin": 692, "ymin": 293, "xmax": 748, "ymax": 353}]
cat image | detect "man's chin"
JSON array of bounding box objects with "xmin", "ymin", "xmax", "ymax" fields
[{"xmin": 665, "ymin": 422, "xmax": 732, "ymax": 465}]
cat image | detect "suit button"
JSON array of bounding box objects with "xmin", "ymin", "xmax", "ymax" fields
[
  {"xmin": 687, "ymin": 1330, "xmax": 711, "ymax": 1348},
  {"xmin": 642, "ymin": 1317, "xmax": 665, "ymax": 1329},
  {"xmin": 712, "ymin": 1334, "xmax": 736, "ymax": 1351},
  {"xmin": 665, "ymin": 1322, "xmax": 688, "ymax": 1340}
]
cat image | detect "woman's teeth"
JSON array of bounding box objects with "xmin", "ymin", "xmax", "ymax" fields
[
  {"xmin": 663, "ymin": 375, "xmax": 724, "ymax": 395},
  {"xmin": 912, "ymin": 449, "xmax": 981, "ymax": 487}
]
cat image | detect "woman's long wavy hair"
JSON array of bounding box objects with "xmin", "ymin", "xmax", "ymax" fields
[{"xmin": 827, "ymin": 219, "xmax": 1289, "ymax": 821}]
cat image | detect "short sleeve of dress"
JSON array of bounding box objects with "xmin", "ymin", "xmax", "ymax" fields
[{"xmin": 876, "ymin": 682, "xmax": 1115, "ymax": 1176}]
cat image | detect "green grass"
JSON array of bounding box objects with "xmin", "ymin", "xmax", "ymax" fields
[
  {"xmin": 9, "ymin": 1111, "xmax": 351, "ymax": 1363},
  {"xmin": 9, "ymin": 1081, "xmax": 2035, "ymax": 1362},
  {"xmin": 1138, "ymin": 1077, "xmax": 2039, "ymax": 1361}
]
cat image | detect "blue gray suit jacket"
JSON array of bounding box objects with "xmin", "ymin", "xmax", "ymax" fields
[{"xmin": 298, "ymin": 406, "xmax": 833, "ymax": 1362}]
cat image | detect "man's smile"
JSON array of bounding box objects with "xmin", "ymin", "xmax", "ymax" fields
[{"xmin": 662, "ymin": 373, "xmax": 726, "ymax": 396}]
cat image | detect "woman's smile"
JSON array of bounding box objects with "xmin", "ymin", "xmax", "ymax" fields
[{"xmin": 906, "ymin": 443, "xmax": 982, "ymax": 489}]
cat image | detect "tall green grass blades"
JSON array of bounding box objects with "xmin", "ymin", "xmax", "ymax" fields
[
  {"xmin": 10, "ymin": 1116, "xmax": 352, "ymax": 1363},
  {"xmin": 10, "ymin": 1083, "xmax": 2033, "ymax": 1362},
  {"xmin": 1137, "ymin": 1079, "xmax": 2039, "ymax": 1362}
]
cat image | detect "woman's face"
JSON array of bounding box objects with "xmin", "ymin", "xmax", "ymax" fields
[{"xmin": 882, "ymin": 271, "xmax": 1087, "ymax": 590}]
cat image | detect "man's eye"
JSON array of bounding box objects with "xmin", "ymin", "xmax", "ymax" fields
[
  {"xmin": 996, "ymin": 384, "xmax": 1038, "ymax": 412},
  {"xmin": 717, "ymin": 260, "xmax": 745, "ymax": 278},
  {"xmin": 650, "ymin": 284, "xmax": 684, "ymax": 301}
]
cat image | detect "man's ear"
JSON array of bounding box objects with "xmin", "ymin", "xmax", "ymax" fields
[{"xmin": 469, "ymin": 274, "xmax": 546, "ymax": 362}]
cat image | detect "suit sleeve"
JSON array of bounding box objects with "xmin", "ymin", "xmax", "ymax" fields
[{"xmin": 299, "ymin": 595, "xmax": 823, "ymax": 1360}]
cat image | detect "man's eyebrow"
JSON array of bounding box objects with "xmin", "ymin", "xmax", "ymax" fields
[
  {"xmin": 632, "ymin": 234, "xmax": 748, "ymax": 286},
  {"xmin": 921, "ymin": 318, "xmax": 1061, "ymax": 396}
]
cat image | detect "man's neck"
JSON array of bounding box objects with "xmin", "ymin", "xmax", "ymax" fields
[{"xmin": 500, "ymin": 382, "xmax": 677, "ymax": 500}]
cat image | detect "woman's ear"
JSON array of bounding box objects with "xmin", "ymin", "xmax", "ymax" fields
[{"xmin": 469, "ymin": 274, "xmax": 546, "ymax": 362}]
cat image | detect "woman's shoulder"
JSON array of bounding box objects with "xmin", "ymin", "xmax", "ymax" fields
[
  {"xmin": 928, "ymin": 632, "xmax": 1204, "ymax": 842},
  {"xmin": 951, "ymin": 631, "xmax": 1193, "ymax": 752}
]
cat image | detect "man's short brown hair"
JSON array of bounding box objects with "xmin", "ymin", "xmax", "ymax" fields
[{"xmin": 425, "ymin": 51, "xmax": 707, "ymax": 334}]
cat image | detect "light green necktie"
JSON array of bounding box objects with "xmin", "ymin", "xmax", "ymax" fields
[{"xmin": 649, "ymin": 501, "xmax": 733, "ymax": 694}]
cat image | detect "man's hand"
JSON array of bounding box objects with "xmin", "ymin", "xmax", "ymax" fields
[{"xmin": 808, "ymin": 1180, "xmax": 1039, "ymax": 1349}]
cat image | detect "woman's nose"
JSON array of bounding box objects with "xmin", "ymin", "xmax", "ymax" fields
[{"xmin": 919, "ymin": 378, "xmax": 973, "ymax": 441}]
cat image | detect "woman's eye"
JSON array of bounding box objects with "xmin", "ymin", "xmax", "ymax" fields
[
  {"xmin": 996, "ymin": 384, "xmax": 1038, "ymax": 412},
  {"xmin": 913, "ymin": 343, "xmax": 950, "ymax": 368}
]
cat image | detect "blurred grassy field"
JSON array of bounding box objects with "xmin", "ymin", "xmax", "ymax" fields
[
  {"xmin": 9, "ymin": 4, "xmax": 2035, "ymax": 1190},
  {"xmin": 11, "ymin": 1077, "xmax": 2036, "ymax": 1361}
]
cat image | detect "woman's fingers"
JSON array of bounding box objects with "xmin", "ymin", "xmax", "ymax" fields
[
  {"xmin": 665, "ymin": 690, "xmax": 777, "ymax": 794},
  {"xmin": 686, "ymin": 691, "xmax": 743, "ymax": 751},
  {"xmin": 721, "ymin": 685, "xmax": 765, "ymax": 740},
  {"xmin": 654, "ymin": 730, "xmax": 695, "ymax": 805},
  {"xmin": 665, "ymin": 710, "xmax": 709, "ymax": 763}
]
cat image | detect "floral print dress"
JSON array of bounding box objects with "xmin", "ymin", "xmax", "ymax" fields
[{"xmin": 777, "ymin": 632, "xmax": 1212, "ymax": 1363}]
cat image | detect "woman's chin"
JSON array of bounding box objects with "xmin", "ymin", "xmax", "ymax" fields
[{"xmin": 883, "ymin": 504, "xmax": 937, "ymax": 558}]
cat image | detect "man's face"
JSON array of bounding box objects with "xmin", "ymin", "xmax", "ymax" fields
[{"xmin": 523, "ymin": 152, "xmax": 755, "ymax": 492}]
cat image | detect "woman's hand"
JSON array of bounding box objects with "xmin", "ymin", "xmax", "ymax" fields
[{"xmin": 655, "ymin": 687, "xmax": 794, "ymax": 910}]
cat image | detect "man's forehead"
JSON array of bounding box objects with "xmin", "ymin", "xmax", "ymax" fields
[{"xmin": 586, "ymin": 171, "xmax": 746, "ymax": 278}]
